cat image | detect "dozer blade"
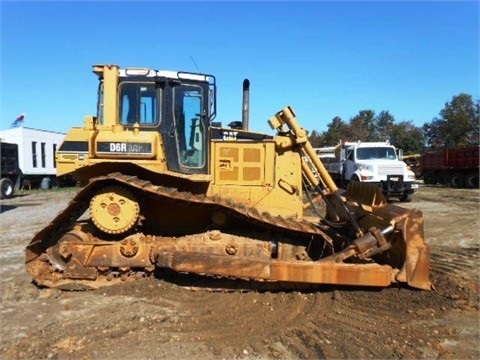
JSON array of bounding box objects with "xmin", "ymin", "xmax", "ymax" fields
[
  {"xmin": 393, "ymin": 207, "xmax": 431, "ymax": 290},
  {"xmin": 343, "ymin": 181, "xmax": 431, "ymax": 290},
  {"xmin": 269, "ymin": 105, "xmax": 430, "ymax": 290}
]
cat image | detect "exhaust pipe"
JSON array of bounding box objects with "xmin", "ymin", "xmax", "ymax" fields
[{"xmin": 242, "ymin": 79, "xmax": 250, "ymax": 130}]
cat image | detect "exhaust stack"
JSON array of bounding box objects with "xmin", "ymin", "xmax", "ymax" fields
[{"xmin": 242, "ymin": 79, "xmax": 250, "ymax": 130}]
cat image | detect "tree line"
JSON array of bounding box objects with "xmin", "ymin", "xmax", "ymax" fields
[{"xmin": 307, "ymin": 93, "xmax": 479, "ymax": 154}]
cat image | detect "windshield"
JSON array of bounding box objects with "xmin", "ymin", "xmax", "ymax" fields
[{"xmin": 356, "ymin": 147, "xmax": 397, "ymax": 160}]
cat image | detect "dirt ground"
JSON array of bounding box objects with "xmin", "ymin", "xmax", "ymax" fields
[{"xmin": 0, "ymin": 183, "xmax": 479, "ymax": 360}]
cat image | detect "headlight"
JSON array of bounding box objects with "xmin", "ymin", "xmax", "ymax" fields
[
  {"xmin": 406, "ymin": 170, "xmax": 416, "ymax": 180},
  {"xmin": 357, "ymin": 164, "xmax": 374, "ymax": 180},
  {"xmin": 358, "ymin": 164, "xmax": 373, "ymax": 172}
]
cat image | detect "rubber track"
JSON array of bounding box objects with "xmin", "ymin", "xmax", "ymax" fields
[{"xmin": 26, "ymin": 172, "xmax": 333, "ymax": 263}]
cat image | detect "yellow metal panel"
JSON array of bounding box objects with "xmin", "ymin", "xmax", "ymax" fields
[
  {"xmin": 102, "ymin": 65, "xmax": 120, "ymax": 127},
  {"xmin": 214, "ymin": 142, "xmax": 265, "ymax": 186},
  {"xmin": 219, "ymin": 166, "xmax": 239, "ymax": 181},
  {"xmin": 219, "ymin": 146, "xmax": 239, "ymax": 161},
  {"xmin": 264, "ymin": 142, "xmax": 275, "ymax": 187},
  {"xmin": 243, "ymin": 147, "xmax": 261, "ymax": 162},
  {"xmin": 243, "ymin": 167, "xmax": 261, "ymax": 181},
  {"xmin": 210, "ymin": 140, "xmax": 303, "ymax": 218}
]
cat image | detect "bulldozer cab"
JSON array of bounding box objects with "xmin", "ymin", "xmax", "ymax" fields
[{"xmin": 94, "ymin": 66, "xmax": 215, "ymax": 175}]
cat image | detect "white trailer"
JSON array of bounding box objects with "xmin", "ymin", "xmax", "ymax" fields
[
  {"xmin": 0, "ymin": 127, "xmax": 66, "ymax": 189},
  {"xmin": 314, "ymin": 141, "xmax": 418, "ymax": 202}
]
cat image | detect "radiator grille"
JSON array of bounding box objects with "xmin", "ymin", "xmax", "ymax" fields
[{"xmin": 378, "ymin": 164, "xmax": 404, "ymax": 176}]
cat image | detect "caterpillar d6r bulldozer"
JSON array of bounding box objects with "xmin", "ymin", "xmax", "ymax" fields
[{"xmin": 25, "ymin": 64, "xmax": 431, "ymax": 291}]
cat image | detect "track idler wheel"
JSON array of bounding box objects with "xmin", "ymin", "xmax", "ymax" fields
[
  {"xmin": 46, "ymin": 230, "xmax": 89, "ymax": 271},
  {"xmin": 90, "ymin": 185, "xmax": 140, "ymax": 235}
]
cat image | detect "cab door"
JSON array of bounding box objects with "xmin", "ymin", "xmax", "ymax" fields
[
  {"xmin": 344, "ymin": 149, "xmax": 356, "ymax": 180},
  {"xmin": 160, "ymin": 83, "xmax": 209, "ymax": 174}
]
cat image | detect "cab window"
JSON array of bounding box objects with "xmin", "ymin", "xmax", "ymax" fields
[
  {"xmin": 173, "ymin": 85, "xmax": 204, "ymax": 168},
  {"xmin": 119, "ymin": 82, "xmax": 159, "ymax": 125},
  {"xmin": 96, "ymin": 82, "xmax": 104, "ymax": 124},
  {"xmin": 347, "ymin": 150, "xmax": 354, "ymax": 161}
]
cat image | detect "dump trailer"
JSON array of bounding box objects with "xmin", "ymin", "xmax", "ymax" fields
[
  {"xmin": 25, "ymin": 64, "xmax": 431, "ymax": 291},
  {"xmin": 0, "ymin": 141, "xmax": 20, "ymax": 199},
  {"xmin": 421, "ymin": 146, "xmax": 479, "ymax": 188}
]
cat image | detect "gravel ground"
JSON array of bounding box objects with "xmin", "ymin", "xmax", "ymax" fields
[{"xmin": 0, "ymin": 184, "xmax": 479, "ymax": 360}]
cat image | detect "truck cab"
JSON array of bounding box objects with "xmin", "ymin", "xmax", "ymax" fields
[
  {"xmin": 317, "ymin": 141, "xmax": 418, "ymax": 202},
  {"xmin": 0, "ymin": 141, "xmax": 19, "ymax": 199}
]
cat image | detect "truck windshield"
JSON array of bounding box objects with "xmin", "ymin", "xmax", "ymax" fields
[{"xmin": 356, "ymin": 147, "xmax": 397, "ymax": 160}]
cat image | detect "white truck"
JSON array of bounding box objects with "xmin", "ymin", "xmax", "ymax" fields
[
  {"xmin": 314, "ymin": 141, "xmax": 418, "ymax": 202},
  {"xmin": 0, "ymin": 127, "xmax": 69, "ymax": 191}
]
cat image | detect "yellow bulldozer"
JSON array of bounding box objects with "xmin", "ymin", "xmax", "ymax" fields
[{"xmin": 25, "ymin": 64, "xmax": 431, "ymax": 290}]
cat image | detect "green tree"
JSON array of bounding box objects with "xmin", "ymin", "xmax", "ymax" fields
[
  {"xmin": 347, "ymin": 110, "xmax": 377, "ymax": 141},
  {"xmin": 320, "ymin": 116, "xmax": 349, "ymax": 146},
  {"xmin": 307, "ymin": 129, "xmax": 323, "ymax": 147},
  {"xmin": 423, "ymin": 93, "xmax": 480, "ymax": 149},
  {"xmin": 390, "ymin": 121, "xmax": 425, "ymax": 154},
  {"xmin": 375, "ymin": 110, "xmax": 395, "ymax": 141}
]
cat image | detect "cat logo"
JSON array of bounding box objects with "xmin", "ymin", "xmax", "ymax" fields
[{"xmin": 222, "ymin": 131, "xmax": 238, "ymax": 141}]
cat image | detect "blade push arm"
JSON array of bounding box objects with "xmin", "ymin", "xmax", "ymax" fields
[{"xmin": 268, "ymin": 106, "xmax": 363, "ymax": 237}]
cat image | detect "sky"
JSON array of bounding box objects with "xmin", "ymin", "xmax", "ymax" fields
[{"xmin": 1, "ymin": 0, "xmax": 478, "ymax": 135}]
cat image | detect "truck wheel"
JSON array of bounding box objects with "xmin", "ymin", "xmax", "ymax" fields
[
  {"xmin": 465, "ymin": 172, "xmax": 479, "ymax": 189},
  {"xmin": 438, "ymin": 171, "xmax": 450, "ymax": 185},
  {"xmin": 350, "ymin": 175, "xmax": 360, "ymax": 182},
  {"xmin": 423, "ymin": 171, "xmax": 435, "ymax": 184},
  {"xmin": 0, "ymin": 178, "xmax": 15, "ymax": 199},
  {"xmin": 399, "ymin": 194, "xmax": 413, "ymax": 202},
  {"xmin": 449, "ymin": 173, "xmax": 465, "ymax": 188}
]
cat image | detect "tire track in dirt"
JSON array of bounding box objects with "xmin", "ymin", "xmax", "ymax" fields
[
  {"xmin": 286, "ymin": 289, "xmax": 420, "ymax": 359},
  {"xmin": 430, "ymin": 245, "xmax": 479, "ymax": 277},
  {"xmin": 92, "ymin": 276, "xmax": 332, "ymax": 358},
  {"xmin": 267, "ymin": 246, "xmax": 480, "ymax": 359},
  {"xmin": 85, "ymin": 245, "xmax": 479, "ymax": 359}
]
